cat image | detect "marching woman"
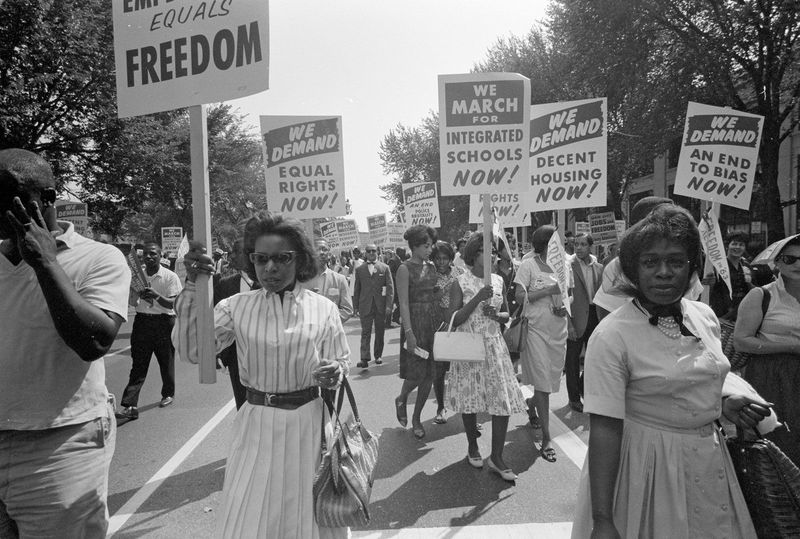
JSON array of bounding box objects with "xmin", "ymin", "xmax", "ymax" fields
[
  {"xmin": 447, "ymin": 233, "xmax": 527, "ymax": 480},
  {"xmin": 174, "ymin": 212, "xmax": 350, "ymax": 539}
]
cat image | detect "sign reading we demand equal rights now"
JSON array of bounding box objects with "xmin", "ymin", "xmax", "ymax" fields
[
  {"xmin": 403, "ymin": 182, "xmax": 441, "ymax": 227},
  {"xmin": 260, "ymin": 116, "xmax": 347, "ymax": 219},
  {"xmin": 468, "ymin": 193, "xmax": 531, "ymax": 227},
  {"xmin": 674, "ymin": 102, "xmax": 764, "ymax": 210},
  {"xmin": 438, "ymin": 73, "xmax": 531, "ymax": 195},
  {"xmin": 113, "ymin": 0, "xmax": 269, "ymax": 118},
  {"xmin": 527, "ymin": 98, "xmax": 607, "ymax": 211}
]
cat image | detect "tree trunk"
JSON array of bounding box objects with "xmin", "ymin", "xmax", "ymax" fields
[{"xmin": 760, "ymin": 119, "xmax": 785, "ymax": 244}]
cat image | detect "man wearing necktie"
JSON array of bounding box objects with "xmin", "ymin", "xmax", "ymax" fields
[
  {"xmin": 566, "ymin": 233, "xmax": 604, "ymax": 413},
  {"xmin": 353, "ymin": 243, "xmax": 394, "ymax": 368}
]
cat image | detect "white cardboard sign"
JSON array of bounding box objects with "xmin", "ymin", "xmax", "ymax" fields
[{"xmin": 403, "ymin": 182, "xmax": 441, "ymax": 227}]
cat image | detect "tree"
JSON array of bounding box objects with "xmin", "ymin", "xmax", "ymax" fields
[{"xmin": 378, "ymin": 113, "xmax": 472, "ymax": 242}]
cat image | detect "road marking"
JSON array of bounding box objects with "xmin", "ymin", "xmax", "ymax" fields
[
  {"xmin": 548, "ymin": 411, "xmax": 588, "ymax": 469},
  {"xmin": 107, "ymin": 398, "xmax": 236, "ymax": 537},
  {"xmin": 105, "ymin": 345, "xmax": 131, "ymax": 357},
  {"xmin": 353, "ymin": 521, "xmax": 572, "ymax": 538}
]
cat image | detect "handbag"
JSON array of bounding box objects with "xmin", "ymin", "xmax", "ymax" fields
[
  {"xmin": 718, "ymin": 287, "xmax": 770, "ymax": 372},
  {"xmin": 433, "ymin": 312, "xmax": 485, "ymax": 362},
  {"xmin": 503, "ymin": 304, "xmax": 527, "ymax": 355},
  {"xmin": 313, "ymin": 378, "xmax": 379, "ymax": 528},
  {"xmin": 725, "ymin": 427, "xmax": 800, "ymax": 538}
]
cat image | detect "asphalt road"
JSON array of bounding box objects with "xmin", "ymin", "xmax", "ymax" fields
[{"xmin": 104, "ymin": 309, "xmax": 589, "ymax": 538}]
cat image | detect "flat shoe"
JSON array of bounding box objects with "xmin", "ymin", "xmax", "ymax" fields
[
  {"xmin": 394, "ymin": 397, "xmax": 407, "ymax": 428},
  {"xmin": 433, "ymin": 411, "xmax": 447, "ymax": 424},
  {"xmin": 540, "ymin": 445, "xmax": 557, "ymax": 463},
  {"xmin": 412, "ymin": 425, "xmax": 425, "ymax": 440},
  {"xmin": 466, "ymin": 454, "xmax": 483, "ymax": 468},
  {"xmin": 486, "ymin": 457, "xmax": 517, "ymax": 481}
]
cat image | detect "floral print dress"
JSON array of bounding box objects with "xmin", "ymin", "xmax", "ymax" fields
[{"xmin": 445, "ymin": 271, "xmax": 527, "ymax": 416}]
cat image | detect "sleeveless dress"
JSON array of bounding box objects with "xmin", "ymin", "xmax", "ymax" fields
[
  {"xmin": 399, "ymin": 260, "xmax": 438, "ymax": 382},
  {"xmin": 445, "ymin": 272, "xmax": 527, "ymax": 415}
]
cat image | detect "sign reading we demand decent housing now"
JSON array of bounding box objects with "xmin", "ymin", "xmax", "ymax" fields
[
  {"xmin": 438, "ymin": 73, "xmax": 531, "ymax": 196},
  {"xmin": 113, "ymin": 0, "xmax": 269, "ymax": 118},
  {"xmin": 260, "ymin": 116, "xmax": 347, "ymax": 219},
  {"xmin": 674, "ymin": 102, "xmax": 764, "ymax": 210}
]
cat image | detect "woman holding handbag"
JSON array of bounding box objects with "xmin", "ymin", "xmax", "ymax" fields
[
  {"xmin": 176, "ymin": 213, "xmax": 350, "ymax": 539},
  {"xmin": 446, "ymin": 232, "xmax": 527, "ymax": 481}
]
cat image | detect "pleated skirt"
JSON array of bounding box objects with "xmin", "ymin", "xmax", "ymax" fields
[{"xmin": 216, "ymin": 400, "xmax": 349, "ymax": 539}]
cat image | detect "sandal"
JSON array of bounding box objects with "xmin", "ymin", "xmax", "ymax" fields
[
  {"xmin": 539, "ymin": 445, "xmax": 557, "ymax": 463},
  {"xmin": 394, "ymin": 396, "xmax": 407, "ymax": 428},
  {"xmin": 433, "ymin": 410, "xmax": 447, "ymax": 424}
]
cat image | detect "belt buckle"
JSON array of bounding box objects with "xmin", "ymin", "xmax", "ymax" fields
[{"xmin": 264, "ymin": 393, "xmax": 278, "ymax": 407}]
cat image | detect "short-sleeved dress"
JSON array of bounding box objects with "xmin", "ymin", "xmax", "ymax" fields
[
  {"xmin": 514, "ymin": 256, "xmax": 568, "ymax": 393},
  {"xmin": 570, "ymin": 299, "xmax": 756, "ymax": 539},
  {"xmin": 445, "ymin": 272, "xmax": 527, "ymax": 415},
  {"xmin": 432, "ymin": 266, "xmax": 463, "ymax": 376},
  {"xmin": 399, "ymin": 259, "xmax": 439, "ymax": 382}
]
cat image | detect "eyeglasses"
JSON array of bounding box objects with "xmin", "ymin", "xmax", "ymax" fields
[
  {"xmin": 638, "ymin": 256, "xmax": 689, "ymax": 270},
  {"xmin": 249, "ymin": 251, "xmax": 297, "ymax": 265},
  {"xmin": 776, "ymin": 254, "xmax": 800, "ymax": 265},
  {"xmin": 365, "ymin": 249, "xmax": 377, "ymax": 253}
]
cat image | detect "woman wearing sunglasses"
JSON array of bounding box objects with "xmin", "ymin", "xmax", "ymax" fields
[
  {"xmin": 174, "ymin": 212, "xmax": 350, "ymax": 539},
  {"xmin": 734, "ymin": 234, "xmax": 800, "ymax": 466}
]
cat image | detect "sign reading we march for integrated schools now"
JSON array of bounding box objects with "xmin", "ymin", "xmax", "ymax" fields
[
  {"xmin": 468, "ymin": 193, "xmax": 530, "ymax": 227},
  {"xmin": 438, "ymin": 73, "xmax": 531, "ymax": 196},
  {"xmin": 403, "ymin": 182, "xmax": 441, "ymax": 227},
  {"xmin": 527, "ymin": 98, "xmax": 607, "ymax": 211},
  {"xmin": 261, "ymin": 116, "xmax": 347, "ymax": 219},
  {"xmin": 674, "ymin": 102, "xmax": 763, "ymax": 210},
  {"xmin": 113, "ymin": 0, "xmax": 269, "ymax": 118}
]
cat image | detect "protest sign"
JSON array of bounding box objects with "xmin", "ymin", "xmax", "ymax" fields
[
  {"xmin": 320, "ymin": 221, "xmax": 340, "ymax": 251},
  {"xmin": 161, "ymin": 227, "xmax": 183, "ymax": 257},
  {"xmin": 527, "ymin": 98, "xmax": 607, "ymax": 210},
  {"xmin": 125, "ymin": 249, "xmax": 149, "ymax": 294},
  {"xmin": 261, "ymin": 116, "xmax": 346, "ymax": 219},
  {"xmin": 403, "ymin": 182, "xmax": 441, "ymax": 227},
  {"xmin": 55, "ymin": 202, "xmax": 89, "ymax": 236},
  {"xmin": 589, "ymin": 212, "xmax": 618, "ymax": 245},
  {"xmin": 367, "ymin": 214, "xmax": 388, "ymax": 246},
  {"xmin": 468, "ymin": 193, "xmax": 530, "ymax": 227},
  {"xmin": 113, "ymin": 0, "xmax": 269, "ymax": 118},
  {"xmin": 699, "ymin": 206, "xmax": 732, "ymax": 299},
  {"xmin": 575, "ymin": 221, "xmax": 590, "ymax": 236},
  {"xmin": 358, "ymin": 232, "xmax": 371, "ymax": 249},
  {"xmin": 387, "ymin": 221, "xmax": 406, "ymax": 251},
  {"xmin": 174, "ymin": 234, "xmax": 190, "ymax": 282},
  {"xmin": 438, "ymin": 73, "xmax": 531, "ymax": 195},
  {"xmin": 674, "ymin": 102, "xmax": 763, "ymax": 210},
  {"xmin": 546, "ymin": 232, "xmax": 571, "ymax": 317},
  {"xmin": 614, "ymin": 220, "xmax": 626, "ymax": 239},
  {"xmin": 335, "ymin": 219, "xmax": 359, "ymax": 250}
]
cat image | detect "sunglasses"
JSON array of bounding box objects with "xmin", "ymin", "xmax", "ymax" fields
[
  {"xmin": 776, "ymin": 254, "xmax": 800, "ymax": 265},
  {"xmin": 249, "ymin": 251, "xmax": 297, "ymax": 265},
  {"xmin": 365, "ymin": 249, "xmax": 377, "ymax": 253}
]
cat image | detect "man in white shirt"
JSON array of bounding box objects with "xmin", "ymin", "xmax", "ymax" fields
[
  {"xmin": 300, "ymin": 239, "xmax": 353, "ymax": 323},
  {"xmin": 117, "ymin": 242, "xmax": 182, "ymax": 420}
]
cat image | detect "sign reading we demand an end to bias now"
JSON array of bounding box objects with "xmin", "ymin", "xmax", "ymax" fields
[
  {"xmin": 403, "ymin": 182, "xmax": 441, "ymax": 227},
  {"xmin": 674, "ymin": 102, "xmax": 764, "ymax": 210},
  {"xmin": 113, "ymin": 0, "xmax": 269, "ymax": 118},
  {"xmin": 438, "ymin": 73, "xmax": 531, "ymax": 196},
  {"xmin": 527, "ymin": 98, "xmax": 607, "ymax": 211},
  {"xmin": 260, "ymin": 116, "xmax": 347, "ymax": 219}
]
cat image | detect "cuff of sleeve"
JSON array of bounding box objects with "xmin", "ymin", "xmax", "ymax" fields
[
  {"xmin": 584, "ymin": 395, "xmax": 625, "ymax": 419},
  {"xmin": 183, "ymin": 280, "xmax": 197, "ymax": 292}
]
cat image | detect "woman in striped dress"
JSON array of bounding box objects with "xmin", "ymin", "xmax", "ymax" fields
[{"xmin": 175, "ymin": 213, "xmax": 350, "ymax": 539}]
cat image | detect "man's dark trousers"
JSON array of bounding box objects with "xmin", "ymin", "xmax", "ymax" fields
[
  {"xmin": 565, "ymin": 305, "xmax": 598, "ymax": 403},
  {"xmin": 121, "ymin": 313, "xmax": 175, "ymax": 406},
  {"xmin": 360, "ymin": 301, "xmax": 386, "ymax": 361}
]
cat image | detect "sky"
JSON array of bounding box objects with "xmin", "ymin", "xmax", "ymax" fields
[{"xmin": 227, "ymin": 0, "xmax": 550, "ymax": 230}]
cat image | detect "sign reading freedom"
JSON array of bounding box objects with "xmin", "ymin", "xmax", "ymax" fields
[{"xmin": 113, "ymin": 0, "xmax": 270, "ymax": 118}]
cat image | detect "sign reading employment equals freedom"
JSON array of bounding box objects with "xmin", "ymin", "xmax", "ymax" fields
[
  {"xmin": 113, "ymin": 0, "xmax": 269, "ymax": 118},
  {"xmin": 260, "ymin": 116, "xmax": 347, "ymax": 219},
  {"xmin": 438, "ymin": 73, "xmax": 531, "ymax": 196}
]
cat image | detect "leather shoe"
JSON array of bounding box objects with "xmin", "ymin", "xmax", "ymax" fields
[
  {"xmin": 374, "ymin": 358, "xmax": 383, "ymax": 365},
  {"xmin": 159, "ymin": 396, "xmax": 174, "ymax": 408},
  {"xmin": 115, "ymin": 406, "xmax": 138, "ymax": 420},
  {"xmin": 486, "ymin": 457, "xmax": 517, "ymax": 482},
  {"xmin": 569, "ymin": 401, "xmax": 584, "ymax": 413},
  {"xmin": 357, "ymin": 361, "xmax": 369, "ymax": 369}
]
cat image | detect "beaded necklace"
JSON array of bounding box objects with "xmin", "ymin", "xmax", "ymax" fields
[{"xmin": 633, "ymin": 299, "xmax": 682, "ymax": 339}]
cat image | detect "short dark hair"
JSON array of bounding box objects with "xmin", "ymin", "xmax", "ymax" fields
[
  {"xmin": 456, "ymin": 238, "xmax": 467, "ymax": 249},
  {"xmin": 431, "ymin": 240, "xmax": 455, "ymax": 262},
  {"xmin": 630, "ymin": 196, "xmax": 674, "ymax": 224},
  {"xmin": 462, "ymin": 232, "xmax": 496, "ymax": 266},
  {"xmin": 532, "ymin": 225, "xmax": 556, "ymax": 254},
  {"xmin": 404, "ymin": 225, "xmax": 437, "ymax": 249},
  {"xmin": 575, "ymin": 232, "xmax": 594, "ymax": 246},
  {"xmin": 618, "ymin": 205, "xmax": 701, "ymax": 293},
  {"xmin": 565, "ymin": 231, "xmax": 575, "ymax": 238},
  {"xmin": 143, "ymin": 241, "xmax": 162, "ymax": 252},
  {"xmin": 242, "ymin": 212, "xmax": 319, "ymax": 282},
  {"xmin": 726, "ymin": 232, "xmax": 749, "ymax": 245}
]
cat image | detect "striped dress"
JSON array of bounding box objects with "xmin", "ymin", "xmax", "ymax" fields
[{"xmin": 173, "ymin": 282, "xmax": 351, "ymax": 539}]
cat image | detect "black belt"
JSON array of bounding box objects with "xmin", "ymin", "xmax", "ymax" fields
[
  {"xmin": 245, "ymin": 387, "xmax": 319, "ymax": 410},
  {"xmin": 136, "ymin": 313, "xmax": 175, "ymax": 318}
]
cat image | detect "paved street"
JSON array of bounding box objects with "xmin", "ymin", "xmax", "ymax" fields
[{"xmin": 105, "ymin": 309, "xmax": 588, "ymax": 538}]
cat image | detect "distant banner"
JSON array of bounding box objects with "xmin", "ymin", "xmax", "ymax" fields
[
  {"xmin": 526, "ymin": 98, "xmax": 607, "ymax": 210},
  {"xmin": 367, "ymin": 214, "xmax": 388, "ymax": 246},
  {"xmin": 55, "ymin": 202, "xmax": 89, "ymax": 236},
  {"xmin": 335, "ymin": 219, "xmax": 359, "ymax": 249},
  {"xmin": 320, "ymin": 221, "xmax": 340, "ymax": 251},
  {"xmin": 699, "ymin": 206, "xmax": 732, "ymax": 299},
  {"xmin": 575, "ymin": 221, "xmax": 590, "ymax": 236},
  {"xmin": 403, "ymin": 182, "xmax": 441, "ymax": 227},
  {"xmin": 438, "ymin": 72, "xmax": 531, "ymax": 195},
  {"xmin": 113, "ymin": 0, "xmax": 269, "ymax": 118},
  {"xmin": 614, "ymin": 220, "xmax": 626, "ymax": 240},
  {"xmin": 161, "ymin": 227, "xmax": 183, "ymax": 257},
  {"xmin": 358, "ymin": 232, "xmax": 370, "ymax": 248},
  {"xmin": 546, "ymin": 232, "xmax": 571, "ymax": 317},
  {"xmin": 468, "ymin": 193, "xmax": 530, "ymax": 227},
  {"xmin": 260, "ymin": 116, "xmax": 346, "ymax": 219},
  {"xmin": 589, "ymin": 212, "xmax": 618, "ymax": 245},
  {"xmin": 387, "ymin": 221, "xmax": 406, "ymax": 251},
  {"xmin": 674, "ymin": 102, "xmax": 763, "ymax": 210}
]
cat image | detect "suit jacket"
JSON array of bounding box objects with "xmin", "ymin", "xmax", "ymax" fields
[
  {"xmin": 570, "ymin": 255, "xmax": 604, "ymax": 337},
  {"xmin": 213, "ymin": 272, "xmax": 259, "ymax": 367},
  {"xmin": 353, "ymin": 261, "xmax": 394, "ymax": 315},
  {"xmin": 299, "ymin": 268, "xmax": 353, "ymax": 323}
]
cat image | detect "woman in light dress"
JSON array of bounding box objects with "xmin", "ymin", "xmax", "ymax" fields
[
  {"xmin": 572, "ymin": 205, "xmax": 770, "ymax": 538},
  {"xmin": 447, "ymin": 233, "xmax": 527, "ymax": 480},
  {"xmin": 176, "ymin": 212, "xmax": 350, "ymax": 539}
]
